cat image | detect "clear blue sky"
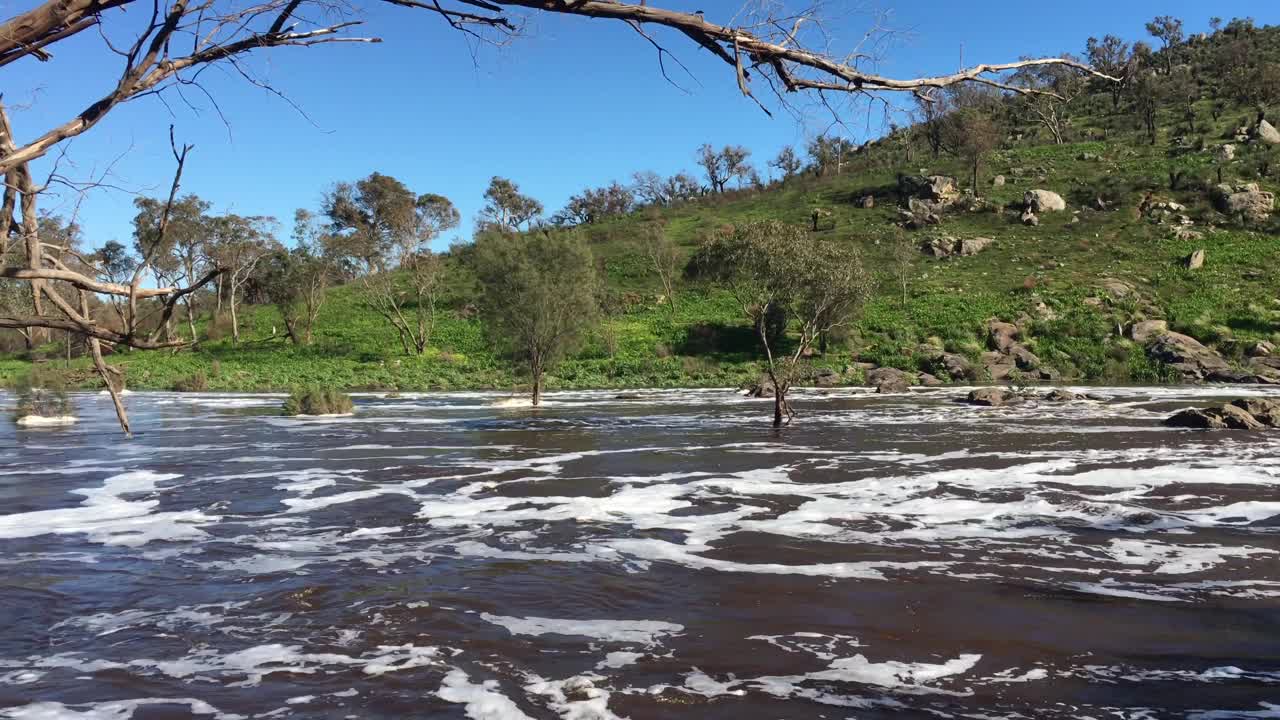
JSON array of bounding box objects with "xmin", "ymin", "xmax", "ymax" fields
[{"xmin": 8, "ymin": 0, "xmax": 1277, "ymax": 251}]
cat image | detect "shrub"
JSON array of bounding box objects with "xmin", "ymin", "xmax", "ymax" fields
[
  {"xmin": 172, "ymin": 371, "xmax": 209, "ymax": 392},
  {"xmin": 13, "ymin": 368, "xmax": 72, "ymax": 420},
  {"xmin": 282, "ymin": 386, "xmax": 354, "ymax": 416}
]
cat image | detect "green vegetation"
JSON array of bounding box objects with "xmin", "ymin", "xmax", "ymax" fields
[
  {"xmin": 282, "ymin": 387, "xmax": 354, "ymax": 416},
  {"xmin": 3, "ymin": 17, "xmax": 1279, "ymax": 396},
  {"xmin": 12, "ymin": 367, "xmax": 72, "ymax": 421}
]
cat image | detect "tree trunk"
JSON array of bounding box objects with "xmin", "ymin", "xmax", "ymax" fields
[
  {"xmin": 184, "ymin": 297, "xmax": 197, "ymax": 343},
  {"xmin": 229, "ymin": 292, "xmax": 239, "ymax": 343},
  {"xmin": 531, "ymin": 364, "xmax": 543, "ymax": 406},
  {"xmin": 89, "ymin": 336, "xmax": 130, "ymax": 436},
  {"xmin": 772, "ymin": 385, "xmax": 784, "ymax": 428}
]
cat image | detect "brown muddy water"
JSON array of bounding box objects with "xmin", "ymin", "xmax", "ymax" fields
[{"xmin": 2, "ymin": 386, "xmax": 1280, "ymax": 719}]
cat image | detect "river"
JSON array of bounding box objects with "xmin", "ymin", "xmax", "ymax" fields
[{"xmin": 2, "ymin": 386, "xmax": 1279, "ymax": 719}]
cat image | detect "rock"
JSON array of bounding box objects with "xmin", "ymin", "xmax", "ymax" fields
[
  {"xmin": 813, "ymin": 367, "xmax": 840, "ymax": 387},
  {"xmin": 1213, "ymin": 183, "xmax": 1275, "ymax": 223},
  {"xmin": 921, "ymin": 236, "xmax": 955, "ymax": 257},
  {"xmin": 1009, "ymin": 343, "xmax": 1041, "ymax": 370},
  {"xmin": 1147, "ymin": 332, "xmax": 1230, "ymax": 381},
  {"xmin": 1043, "ymin": 388, "xmax": 1082, "ymax": 402},
  {"xmin": 987, "ymin": 320, "xmax": 1020, "ymax": 352},
  {"xmin": 981, "ymin": 351, "xmax": 1017, "ymax": 382},
  {"xmin": 1165, "ymin": 407, "xmax": 1228, "ymax": 429},
  {"xmin": 1231, "ymin": 398, "xmax": 1280, "ymax": 426},
  {"xmin": 1099, "ymin": 278, "xmax": 1136, "ymax": 299},
  {"xmin": 1078, "ymin": 152, "xmax": 1099, "ymax": 161},
  {"xmin": 1220, "ymin": 404, "xmax": 1267, "ymax": 430},
  {"xmin": 613, "ymin": 393, "xmax": 643, "ymax": 400},
  {"xmin": 1247, "ymin": 341, "xmax": 1275, "ymax": 358},
  {"xmin": 963, "ymin": 388, "xmax": 1017, "ymax": 407},
  {"xmin": 900, "ymin": 175, "xmax": 961, "ymax": 206},
  {"xmin": 1248, "ymin": 356, "xmax": 1280, "ymax": 384},
  {"xmin": 919, "ymin": 351, "xmax": 977, "ymax": 381},
  {"xmin": 1206, "ymin": 368, "xmax": 1258, "ymax": 384},
  {"xmin": 1021, "ymin": 210, "xmax": 1040, "ymax": 226},
  {"xmin": 1130, "ymin": 320, "xmax": 1169, "ymax": 345},
  {"xmin": 1172, "ymin": 225, "xmax": 1202, "ymax": 241},
  {"xmin": 917, "ymin": 372, "xmax": 943, "ymax": 387},
  {"xmin": 859, "ymin": 195, "xmax": 875, "ymax": 209},
  {"xmin": 1257, "ymin": 119, "xmax": 1280, "ymax": 145},
  {"xmin": 1094, "ymin": 197, "xmax": 1109, "ymax": 211},
  {"xmin": 867, "ymin": 367, "xmax": 914, "ymax": 393},
  {"xmin": 1024, "ymin": 189, "xmax": 1067, "ymax": 213},
  {"xmin": 1216, "ymin": 144, "xmax": 1236, "ymax": 162},
  {"xmin": 957, "ymin": 237, "xmax": 995, "ymax": 256},
  {"xmin": 1185, "ymin": 248, "xmax": 1206, "ymax": 270},
  {"xmin": 992, "ymin": 175, "xmax": 1006, "ymax": 187},
  {"xmin": 744, "ymin": 374, "xmax": 776, "ymax": 397}
]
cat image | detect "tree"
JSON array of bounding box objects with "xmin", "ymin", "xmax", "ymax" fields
[
  {"xmin": 806, "ymin": 135, "xmax": 856, "ymax": 176},
  {"xmin": 1013, "ymin": 54, "xmax": 1087, "ymax": 145},
  {"xmin": 941, "ymin": 89, "xmax": 1004, "ymax": 190},
  {"xmin": 263, "ymin": 246, "xmax": 330, "ymax": 346},
  {"xmin": 1131, "ymin": 71, "xmax": 1161, "ymax": 145},
  {"xmin": 891, "ymin": 233, "xmax": 914, "ymax": 308},
  {"xmin": 696, "ymin": 144, "xmax": 730, "ymax": 193},
  {"xmin": 208, "ymin": 214, "xmax": 278, "ymax": 342},
  {"xmin": 362, "ymin": 193, "xmax": 460, "ymax": 355},
  {"xmin": 1086, "ymin": 35, "xmax": 1133, "ymax": 110},
  {"xmin": 471, "ymin": 229, "xmax": 598, "ymax": 405},
  {"xmin": 131, "ymin": 194, "xmax": 212, "ymax": 343},
  {"xmin": 479, "ymin": 177, "xmax": 542, "ymax": 232},
  {"xmin": 321, "ymin": 172, "xmax": 421, "ymax": 273},
  {"xmin": 1145, "ymin": 15, "xmax": 1184, "ymax": 74},
  {"xmin": 769, "ymin": 146, "xmax": 802, "ymax": 180},
  {"xmin": 632, "ymin": 171, "xmax": 701, "ymax": 206},
  {"xmin": 699, "ymin": 221, "xmax": 871, "ymax": 427},
  {"xmin": 639, "ymin": 224, "xmax": 679, "ymax": 317},
  {"xmin": 553, "ymin": 182, "xmax": 634, "ymax": 225}
]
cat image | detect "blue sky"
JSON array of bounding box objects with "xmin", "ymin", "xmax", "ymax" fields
[{"xmin": 8, "ymin": 0, "xmax": 1277, "ymax": 251}]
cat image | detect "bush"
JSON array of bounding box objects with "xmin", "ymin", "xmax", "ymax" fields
[
  {"xmin": 282, "ymin": 386, "xmax": 354, "ymax": 416},
  {"xmin": 172, "ymin": 371, "xmax": 209, "ymax": 392},
  {"xmin": 14, "ymin": 368, "xmax": 72, "ymax": 420}
]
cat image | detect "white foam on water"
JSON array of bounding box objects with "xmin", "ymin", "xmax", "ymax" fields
[
  {"xmin": 1189, "ymin": 704, "xmax": 1280, "ymax": 719},
  {"xmin": 524, "ymin": 674, "xmax": 625, "ymax": 720},
  {"xmin": 481, "ymin": 614, "xmax": 683, "ymax": 646},
  {"xmin": 14, "ymin": 415, "xmax": 77, "ymax": 427},
  {"xmin": 0, "ymin": 471, "xmax": 215, "ymax": 547},
  {"xmin": 0, "ymin": 698, "xmax": 237, "ymax": 720},
  {"xmin": 595, "ymin": 652, "xmax": 643, "ymax": 670},
  {"xmin": 436, "ymin": 669, "xmax": 534, "ymax": 720}
]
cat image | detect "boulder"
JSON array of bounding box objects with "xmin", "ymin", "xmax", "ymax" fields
[
  {"xmin": 1147, "ymin": 332, "xmax": 1230, "ymax": 381},
  {"xmin": 1164, "ymin": 407, "xmax": 1228, "ymax": 429},
  {"xmin": 744, "ymin": 374, "xmax": 776, "ymax": 397},
  {"xmin": 1078, "ymin": 152, "xmax": 1100, "ymax": 161},
  {"xmin": 1247, "ymin": 341, "xmax": 1276, "ymax": 358},
  {"xmin": 917, "ymin": 372, "xmax": 944, "ymax": 387},
  {"xmin": 1185, "ymin": 248, "xmax": 1206, "ymax": 270},
  {"xmin": 1216, "ymin": 144, "xmax": 1236, "ymax": 162},
  {"xmin": 987, "ymin": 320, "xmax": 1020, "ymax": 352},
  {"xmin": 1130, "ymin": 320, "xmax": 1169, "ymax": 345},
  {"xmin": 919, "ymin": 351, "xmax": 977, "ymax": 381},
  {"xmin": 1024, "ymin": 189, "xmax": 1067, "ymax": 213},
  {"xmin": 1248, "ymin": 356, "xmax": 1280, "ymax": 384},
  {"xmin": 1214, "ymin": 184, "xmax": 1275, "ymax": 223},
  {"xmin": 859, "ymin": 195, "xmax": 875, "ymax": 209},
  {"xmin": 813, "ymin": 367, "xmax": 841, "ymax": 387},
  {"xmin": 1257, "ymin": 119, "xmax": 1280, "ymax": 145},
  {"xmin": 1230, "ymin": 398, "xmax": 1280, "ymax": 427},
  {"xmin": 1009, "ymin": 344, "xmax": 1041, "ymax": 370},
  {"xmin": 900, "ymin": 175, "xmax": 961, "ymax": 206},
  {"xmin": 963, "ymin": 388, "xmax": 1017, "ymax": 407},
  {"xmin": 957, "ymin": 237, "xmax": 994, "ymax": 256},
  {"xmin": 1021, "ymin": 210, "xmax": 1040, "ymax": 226},
  {"xmin": 1043, "ymin": 388, "xmax": 1082, "ymax": 402},
  {"xmin": 1220, "ymin": 404, "xmax": 1267, "ymax": 430},
  {"xmin": 867, "ymin": 367, "xmax": 914, "ymax": 393},
  {"xmin": 981, "ymin": 351, "xmax": 1017, "ymax": 382},
  {"xmin": 992, "ymin": 175, "xmax": 1006, "ymax": 187}
]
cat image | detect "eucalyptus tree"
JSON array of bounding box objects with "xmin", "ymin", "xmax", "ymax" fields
[
  {"xmin": 208, "ymin": 214, "xmax": 279, "ymax": 342},
  {"xmin": 478, "ymin": 177, "xmax": 543, "ymax": 232},
  {"xmin": 472, "ymin": 229, "xmax": 598, "ymax": 406},
  {"xmin": 700, "ymin": 221, "xmax": 871, "ymax": 427}
]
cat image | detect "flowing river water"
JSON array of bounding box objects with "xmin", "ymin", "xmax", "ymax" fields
[{"xmin": 2, "ymin": 386, "xmax": 1280, "ymax": 719}]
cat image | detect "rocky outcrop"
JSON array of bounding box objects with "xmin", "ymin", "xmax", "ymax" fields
[
  {"xmin": 867, "ymin": 367, "xmax": 914, "ymax": 393},
  {"xmin": 1165, "ymin": 398, "xmax": 1280, "ymax": 430},
  {"xmin": 1024, "ymin": 189, "xmax": 1066, "ymax": 213},
  {"xmin": 987, "ymin": 320, "xmax": 1020, "ymax": 353},
  {"xmin": 1043, "ymin": 389, "xmax": 1082, "ymax": 402},
  {"xmin": 1147, "ymin": 332, "xmax": 1230, "ymax": 381},
  {"xmin": 1213, "ymin": 183, "xmax": 1275, "ymax": 223},
  {"xmin": 917, "ymin": 348, "xmax": 977, "ymax": 381},
  {"xmin": 812, "ymin": 367, "xmax": 841, "ymax": 387},
  {"xmin": 900, "ymin": 175, "xmax": 960, "ymax": 206}
]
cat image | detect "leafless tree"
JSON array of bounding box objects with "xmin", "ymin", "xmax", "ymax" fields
[
  {"xmin": 639, "ymin": 223, "xmax": 679, "ymax": 317},
  {"xmin": 208, "ymin": 214, "xmax": 279, "ymax": 342}
]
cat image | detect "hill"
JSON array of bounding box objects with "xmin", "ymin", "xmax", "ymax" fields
[{"xmin": 3, "ymin": 17, "xmax": 1280, "ymax": 394}]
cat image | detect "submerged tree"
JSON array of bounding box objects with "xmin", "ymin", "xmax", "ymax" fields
[
  {"xmin": 472, "ymin": 229, "xmax": 598, "ymax": 406},
  {"xmin": 700, "ymin": 221, "xmax": 871, "ymax": 427}
]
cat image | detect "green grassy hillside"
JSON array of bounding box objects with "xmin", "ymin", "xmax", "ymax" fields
[{"xmin": 5, "ymin": 22, "xmax": 1280, "ymax": 393}]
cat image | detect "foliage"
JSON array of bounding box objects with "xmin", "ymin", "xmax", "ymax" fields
[{"xmin": 282, "ymin": 386, "xmax": 354, "ymax": 416}]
